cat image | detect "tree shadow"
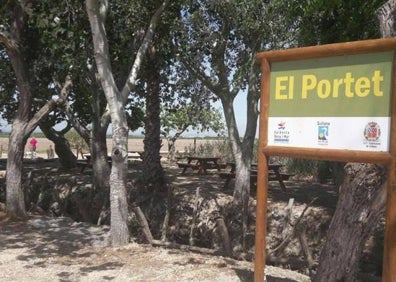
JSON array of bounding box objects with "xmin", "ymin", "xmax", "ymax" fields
[
  {"xmin": 267, "ymin": 181, "xmax": 338, "ymax": 210},
  {"xmin": 0, "ymin": 215, "xmax": 118, "ymax": 280}
]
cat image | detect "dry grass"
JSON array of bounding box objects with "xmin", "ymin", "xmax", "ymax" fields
[{"xmin": 0, "ymin": 137, "xmax": 222, "ymax": 157}]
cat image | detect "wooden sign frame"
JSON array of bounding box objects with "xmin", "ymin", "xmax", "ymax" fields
[{"xmin": 254, "ymin": 37, "xmax": 396, "ymax": 282}]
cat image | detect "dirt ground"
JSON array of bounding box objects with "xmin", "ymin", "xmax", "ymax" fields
[
  {"xmin": 0, "ymin": 155, "xmax": 382, "ymax": 281},
  {"xmin": 0, "ymin": 213, "xmax": 311, "ymax": 282}
]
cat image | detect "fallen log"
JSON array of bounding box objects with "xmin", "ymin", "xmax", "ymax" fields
[{"xmin": 151, "ymin": 239, "xmax": 219, "ymax": 256}]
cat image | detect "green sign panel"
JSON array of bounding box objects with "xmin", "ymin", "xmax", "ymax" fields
[{"xmin": 269, "ymin": 52, "xmax": 393, "ymax": 117}]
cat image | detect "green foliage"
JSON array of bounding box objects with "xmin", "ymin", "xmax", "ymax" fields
[
  {"xmin": 284, "ymin": 158, "xmax": 337, "ymax": 183},
  {"xmin": 126, "ymin": 104, "xmax": 145, "ymax": 131},
  {"xmin": 174, "ymin": 0, "xmax": 285, "ymax": 97},
  {"xmin": 286, "ymin": 0, "xmax": 387, "ymax": 45},
  {"xmin": 286, "ymin": 158, "xmax": 321, "ymax": 177},
  {"xmin": 183, "ymin": 138, "xmax": 233, "ymax": 162},
  {"xmin": 161, "ymin": 104, "xmax": 225, "ymax": 138},
  {"xmin": 0, "ymin": 0, "xmax": 95, "ymax": 129},
  {"xmin": 0, "ymin": 0, "xmax": 150, "ymax": 133}
]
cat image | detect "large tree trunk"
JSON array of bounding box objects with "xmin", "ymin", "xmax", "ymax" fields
[
  {"xmin": 314, "ymin": 1, "xmax": 396, "ymax": 280},
  {"xmin": 6, "ymin": 126, "xmax": 28, "ymax": 218},
  {"xmin": 220, "ymin": 96, "xmax": 253, "ymax": 206},
  {"xmin": 376, "ymin": 0, "xmax": 396, "ymax": 38},
  {"xmin": 221, "ymin": 86, "xmax": 258, "ymax": 249},
  {"xmin": 221, "ymin": 59, "xmax": 260, "ymax": 207},
  {"xmin": 142, "ymin": 54, "xmax": 164, "ymax": 187},
  {"xmin": 89, "ymin": 79, "xmax": 111, "ymax": 206},
  {"xmin": 314, "ymin": 164, "xmax": 387, "ymax": 281},
  {"xmin": 90, "ymin": 121, "xmax": 111, "ymax": 223},
  {"xmin": 108, "ymin": 126, "xmax": 130, "ymax": 245},
  {"xmin": 3, "ymin": 3, "xmax": 33, "ymax": 218},
  {"xmin": 86, "ymin": 0, "xmax": 130, "ymax": 246}
]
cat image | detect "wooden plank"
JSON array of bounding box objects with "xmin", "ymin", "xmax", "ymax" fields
[
  {"xmin": 262, "ymin": 146, "xmax": 392, "ymax": 165},
  {"xmin": 382, "ymin": 52, "xmax": 396, "ymax": 282},
  {"xmin": 383, "ymin": 161, "xmax": 396, "ymax": 282},
  {"xmin": 256, "ymin": 37, "xmax": 396, "ymax": 63},
  {"xmin": 254, "ymin": 58, "xmax": 271, "ymax": 282}
]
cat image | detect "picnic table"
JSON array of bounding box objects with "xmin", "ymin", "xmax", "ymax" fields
[
  {"xmin": 218, "ymin": 163, "xmax": 292, "ymax": 191},
  {"xmin": 177, "ymin": 156, "xmax": 224, "ymax": 175}
]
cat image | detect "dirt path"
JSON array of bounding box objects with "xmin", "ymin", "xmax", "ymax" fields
[{"xmin": 0, "ymin": 214, "xmax": 310, "ymax": 282}]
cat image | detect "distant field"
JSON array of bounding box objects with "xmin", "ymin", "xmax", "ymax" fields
[{"xmin": 0, "ymin": 137, "xmax": 224, "ymax": 157}]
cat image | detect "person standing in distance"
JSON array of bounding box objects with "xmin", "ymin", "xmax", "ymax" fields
[{"xmin": 29, "ymin": 137, "xmax": 38, "ymax": 158}]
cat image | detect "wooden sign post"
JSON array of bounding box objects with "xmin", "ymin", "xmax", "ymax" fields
[{"xmin": 254, "ymin": 38, "xmax": 396, "ymax": 282}]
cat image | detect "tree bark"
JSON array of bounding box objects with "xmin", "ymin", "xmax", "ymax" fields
[
  {"xmin": 376, "ymin": 0, "xmax": 396, "ymax": 38},
  {"xmin": 167, "ymin": 131, "xmax": 184, "ymax": 162},
  {"xmin": 314, "ymin": 164, "xmax": 387, "ymax": 281},
  {"xmin": 220, "ymin": 68, "xmax": 259, "ymax": 248},
  {"xmin": 6, "ymin": 127, "xmax": 28, "ymax": 218},
  {"xmin": 3, "ymin": 3, "xmax": 33, "ymax": 218},
  {"xmin": 89, "ymin": 84, "xmax": 111, "ymax": 196},
  {"xmin": 142, "ymin": 52, "xmax": 164, "ymax": 187},
  {"xmin": 89, "ymin": 122, "xmax": 111, "ymax": 223}
]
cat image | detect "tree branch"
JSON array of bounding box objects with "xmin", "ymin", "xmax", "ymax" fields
[
  {"xmin": 182, "ymin": 58, "xmax": 220, "ymax": 94},
  {"xmin": 86, "ymin": 0, "xmax": 118, "ymax": 102},
  {"xmin": 268, "ymin": 197, "xmax": 318, "ymax": 255},
  {"xmin": 25, "ymin": 75, "xmax": 73, "ymax": 135},
  {"xmin": 121, "ymin": 0, "xmax": 169, "ymax": 103},
  {"xmin": 0, "ymin": 31, "xmax": 18, "ymax": 50}
]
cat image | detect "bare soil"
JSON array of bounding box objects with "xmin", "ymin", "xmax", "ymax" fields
[{"xmin": 0, "ymin": 213, "xmax": 312, "ymax": 282}]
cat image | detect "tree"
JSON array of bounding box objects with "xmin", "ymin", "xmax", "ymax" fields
[
  {"xmin": 141, "ymin": 47, "xmax": 165, "ymax": 186},
  {"xmin": 161, "ymin": 65, "xmax": 225, "ymax": 160},
  {"xmin": 314, "ymin": 164, "xmax": 387, "ymax": 281},
  {"xmin": 290, "ymin": 0, "xmax": 386, "ymax": 46},
  {"xmin": 0, "ymin": 0, "xmax": 113, "ymax": 223},
  {"xmin": 173, "ymin": 0, "xmax": 294, "ymax": 248},
  {"xmin": 176, "ymin": 0, "xmax": 296, "ymax": 200},
  {"xmin": 162, "ymin": 104, "xmax": 224, "ymax": 161},
  {"xmin": 135, "ymin": 1, "xmax": 185, "ymax": 187},
  {"xmin": 85, "ymin": 0, "xmax": 168, "ymax": 245},
  {"xmin": 0, "ymin": 1, "xmax": 99, "ymax": 170},
  {"xmin": 0, "ymin": 1, "xmax": 73, "ymax": 218}
]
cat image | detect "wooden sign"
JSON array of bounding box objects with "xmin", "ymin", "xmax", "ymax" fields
[{"xmin": 255, "ymin": 37, "xmax": 396, "ymax": 282}]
